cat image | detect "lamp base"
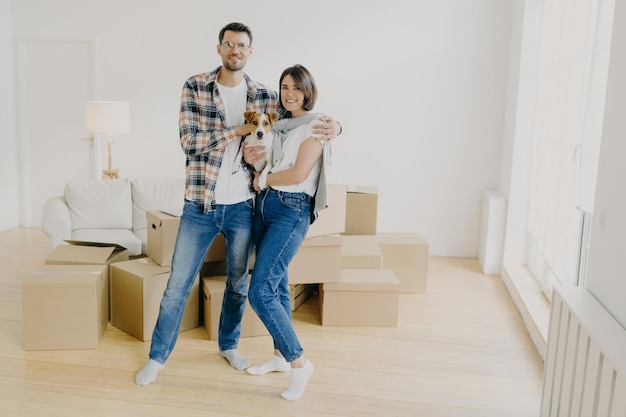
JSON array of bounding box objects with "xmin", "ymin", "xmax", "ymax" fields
[{"xmin": 102, "ymin": 168, "xmax": 119, "ymax": 180}]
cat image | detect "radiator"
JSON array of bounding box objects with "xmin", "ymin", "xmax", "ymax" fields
[
  {"xmin": 478, "ymin": 190, "xmax": 507, "ymax": 275},
  {"xmin": 541, "ymin": 286, "xmax": 626, "ymax": 416}
]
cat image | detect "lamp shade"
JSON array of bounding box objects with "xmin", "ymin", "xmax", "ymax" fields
[{"xmin": 85, "ymin": 101, "xmax": 130, "ymax": 135}]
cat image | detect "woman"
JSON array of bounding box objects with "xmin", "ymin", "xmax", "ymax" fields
[{"xmin": 245, "ymin": 64, "xmax": 331, "ymax": 401}]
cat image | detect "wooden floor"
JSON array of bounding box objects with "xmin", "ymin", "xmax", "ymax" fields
[{"xmin": 0, "ymin": 228, "xmax": 544, "ymax": 417}]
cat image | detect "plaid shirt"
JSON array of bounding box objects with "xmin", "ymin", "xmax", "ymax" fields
[{"xmin": 179, "ymin": 67, "xmax": 281, "ymax": 212}]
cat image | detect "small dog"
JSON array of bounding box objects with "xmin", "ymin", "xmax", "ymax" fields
[{"xmin": 232, "ymin": 111, "xmax": 278, "ymax": 190}]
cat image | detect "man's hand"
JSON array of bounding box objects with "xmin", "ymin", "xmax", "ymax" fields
[
  {"xmin": 242, "ymin": 141, "xmax": 266, "ymax": 169},
  {"xmin": 312, "ymin": 115, "xmax": 341, "ymax": 143},
  {"xmin": 235, "ymin": 123, "xmax": 252, "ymax": 137}
]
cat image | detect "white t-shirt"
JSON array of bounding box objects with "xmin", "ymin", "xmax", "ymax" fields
[
  {"xmin": 214, "ymin": 80, "xmax": 252, "ymax": 204},
  {"xmin": 272, "ymin": 119, "xmax": 322, "ymax": 197}
]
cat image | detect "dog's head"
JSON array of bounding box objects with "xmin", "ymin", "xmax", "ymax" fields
[{"xmin": 244, "ymin": 111, "xmax": 278, "ymax": 140}]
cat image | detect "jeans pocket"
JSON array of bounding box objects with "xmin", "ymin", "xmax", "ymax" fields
[
  {"xmin": 242, "ymin": 198, "xmax": 254, "ymax": 210},
  {"xmin": 279, "ymin": 195, "xmax": 302, "ymax": 213}
]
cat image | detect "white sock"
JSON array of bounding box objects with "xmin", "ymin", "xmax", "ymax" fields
[
  {"xmin": 135, "ymin": 359, "xmax": 164, "ymax": 386},
  {"xmin": 219, "ymin": 349, "xmax": 249, "ymax": 370},
  {"xmin": 247, "ymin": 355, "xmax": 290, "ymax": 375},
  {"xmin": 281, "ymin": 360, "xmax": 314, "ymax": 401}
]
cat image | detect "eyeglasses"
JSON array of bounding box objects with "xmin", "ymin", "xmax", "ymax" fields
[{"xmin": 220, "ymin": 41, "xmax": 250, "ymax": 51}]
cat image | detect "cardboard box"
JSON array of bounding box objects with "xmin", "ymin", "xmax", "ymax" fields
[
  {"xmin": 22, "ymin": 265, "xmax": 109, "ymax": 350},
  {"xmin": 249, "ymin": 251, "xmax": 256, "ymax": 270},
  {"xmin": 205, "ymin": 234, "xmax": 227, "ymax": 262},
  {"xmin": 376, "ymin": 233, "xmax": 429, "ymax": 293},
  {"xmin": 146, "ymin": 210, "xmax": 179, "ymax": 266},
  {"xmin": 288, "ymin": 234, "xmax": 342, "ymax": 284},
  {"xmin": 320, "ymin": 268, "xmax": 399, "ymax": 327},
  {"xmin": 344, "ymin": 186, "xmax": 378, "ymax": 235},
  {"xmin": 147, "ymin": 210, "xmax": 226, "ymax": 266},
  {"xmin": 201, "ymin": 260, "xmax": 227, "ymax": 278},
  {"xmin": 45, "ymin": 240, "xmax": 129, "ymax": 321},
  {"xmin": 340, "ymin": 235, "xmax": 383, "ymax": 269},
  {"xmin": 45, "ymin": 240, "xmax": 129, "ymax": 266},
  {"xmin": 306, "ymin": 184, "xmax": 347, "ymax": 238},
  {"xmin": 290, "ymin": 284, "xmax": 316, "ymax": 311},
  {"xmin": 201, "ymin": 276, "xmax": 267, "ymax": 340},
  {"xmin": 110, "ymin": 258, "xmax": 199, "ymax": 341},
  {"xmin": 291, "ymin": 283, "xmax": 308, "ymax": 299}
]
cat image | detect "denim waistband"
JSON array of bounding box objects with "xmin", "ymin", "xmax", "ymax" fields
[{"xmin": 263, "ymin": 187, "xmax": 312, "ymax": 202}]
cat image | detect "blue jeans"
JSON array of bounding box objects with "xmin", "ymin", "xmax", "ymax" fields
[
  {"xmin": 249, "ymin": 188, "xmax": 311, "ymax": 362},
  {"xmin": 149, "ymin": 199, "xmax": 253, "ymax": 364}
]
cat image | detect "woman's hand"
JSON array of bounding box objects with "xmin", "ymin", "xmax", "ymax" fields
[{"xmin": 252, "ymin": 171, "xmax": 261, "ymax": 191}]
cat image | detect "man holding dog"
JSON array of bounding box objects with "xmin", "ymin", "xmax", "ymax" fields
[{"xmin": 135, "ymin": 22, "xmax": 341, "ymax": 387}]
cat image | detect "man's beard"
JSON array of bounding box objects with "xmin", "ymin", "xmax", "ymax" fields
[{"xmin": 223, "ymin": 59, "xmax": 245, "ymax": 72}]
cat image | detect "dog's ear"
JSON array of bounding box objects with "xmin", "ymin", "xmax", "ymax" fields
[
  {"xmin": 268, "ymin": 113, "xmax": 279, "ymax": 125},
  {"xmin": 243, "ymin": 111, "xmax": 255, "ymax": 124}
]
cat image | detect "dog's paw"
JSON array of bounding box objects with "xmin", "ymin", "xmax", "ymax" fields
[
  {"xmin": 231, "ymin": 166, "xmax": 240, "ymax": 175},
  {"xmin": 258, "ymin": 176, "xmax": 268, "ymax": 190}
]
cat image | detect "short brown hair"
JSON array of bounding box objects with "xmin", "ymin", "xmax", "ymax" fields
[
  {"xmin": 278, "ymin": 65, "xmax": 318, "ymax": 112},
  {"xmin": 218, "ymin": 22, "xmax": 253, "ymax": 45}
]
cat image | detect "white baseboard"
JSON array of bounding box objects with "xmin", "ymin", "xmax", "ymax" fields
[{"xmin": 501, "ymin": 263, "xmax": 551, "ymax": 361}]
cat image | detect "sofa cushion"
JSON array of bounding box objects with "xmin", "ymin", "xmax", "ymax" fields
[
  {"xmin": 65, "ymin": 179, "xmax": 133, "ymax": 231},
  {"xmin": 131, "ymin": 178, "xmax": 185, "ymax": 232},
  {"xmin": 41, "ymin": 196, "xmax": 72, "ymax": 247},
  {"xmin": 71, "ymin": 228, "xmax": 143, "ymax": 256},
  {"xmin": 134, "ymin": 228, "xmax": 148, "ymax": 255}
]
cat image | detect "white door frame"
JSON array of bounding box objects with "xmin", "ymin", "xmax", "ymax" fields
[{"xmin": 17, "ymin": 37, "xmax": 99, "ymax": 226}]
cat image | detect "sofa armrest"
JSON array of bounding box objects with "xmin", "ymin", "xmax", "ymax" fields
[{"xmin": 41, "ymin": 195, "xmax": 72, "ymax": 248}]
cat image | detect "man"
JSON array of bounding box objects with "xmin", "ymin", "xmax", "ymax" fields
[{"xmin": 135, "ymin": 22, "xmax": 341, "ymax": 386}]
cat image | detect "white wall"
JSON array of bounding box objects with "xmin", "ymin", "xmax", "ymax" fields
[
  {"xmin": 586, "ymin": 0, "xmax": 626, "ymax": 328},
  {"xmin": 5, "ymin": 0, "xmax": 515, "ymax": 257},
  {"xmin": 0, "ymin": 0, "xmax": 20, "ymax": 231}
]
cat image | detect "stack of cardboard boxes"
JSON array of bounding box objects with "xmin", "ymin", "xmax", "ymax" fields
[
  {"xmin": 22, "ymin": 183, "xmax": 429, "ymax": 351},
  {"xmin": 317, "ymin": 186, "xmax": 429, "ymax": 327},
  {"xmin": 278, "ymin": 184, "xmax": 430, "ymax": 327}
]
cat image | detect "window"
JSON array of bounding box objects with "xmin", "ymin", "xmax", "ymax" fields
[{"xmin": 524, "ymin": 0, "xmax": 614, "ymax": 299}]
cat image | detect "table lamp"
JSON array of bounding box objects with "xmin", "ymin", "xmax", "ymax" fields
[{"xmin": 85, "ymin": 101, "xmax": 130, "ymax": 180}]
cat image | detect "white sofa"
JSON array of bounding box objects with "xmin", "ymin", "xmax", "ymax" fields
[{"xmin": 41, "ymin": 178, "xmax": 185, "ymax": 256}]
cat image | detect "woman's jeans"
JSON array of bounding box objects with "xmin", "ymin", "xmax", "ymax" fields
[
  {"xmin": 149, "ymin": 199, "xmax": 253, "ymax": 364},
  {"xmin": 249, "ymin": 188, "xmax": 311, "ymax": 362}
]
